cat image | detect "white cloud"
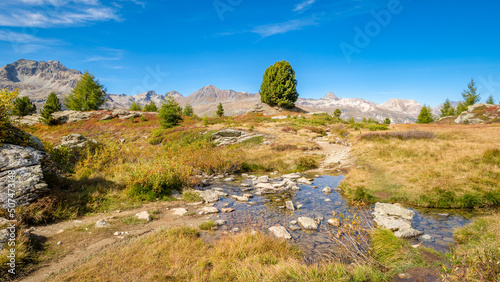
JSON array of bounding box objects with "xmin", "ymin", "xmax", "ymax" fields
[
  {"xmin": 0, "ymin": 0, "xmax": 142, "ymax": 28},
  {"xmin": 293, "ymin": 0, "xmax": 316, "ymax": 13},
  {"xmin": 252, "ymin": 18, "xmax": 318, "ymax": 38},
  {"xmin": 84, "ymin": 47, "xmax": 125, "ymax": 62},
  {"xmin": 0, "ymin": 30, "xmax": 59, "ymax": 44}
]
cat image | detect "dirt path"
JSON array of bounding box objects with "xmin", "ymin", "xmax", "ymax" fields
[
  {"xmin": 20, "ymin": 201, "xmax": 209, "ymax": 282},
  {"xmin": 310, "ymin": 135, "xmax": 353, "ymax": 172}
]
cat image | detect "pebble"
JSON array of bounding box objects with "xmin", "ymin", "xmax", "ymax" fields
[{"xmin": 57, "ymin": 241, "xmax": 62, "ymax": 245}]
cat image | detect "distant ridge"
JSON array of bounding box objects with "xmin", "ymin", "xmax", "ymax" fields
[{"xmin": 1, "ymin": 59, "xmax": 445, "ymax": 123}]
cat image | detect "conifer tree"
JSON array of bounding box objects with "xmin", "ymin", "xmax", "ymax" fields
[
  {"xmin": 158, "ymin": 96, "xmax": 182, "ymax": 128},
  {"xmin": 333, "ymin": 109, "xmax": 341, "ymax": 118},
  {"xmin": 64, "ymin": 70, "xmax": 106, "ymax": 111},
  {"xmin": 130, "ymin": 102, "xmax": 142, "ymax": 111},
  {"xmin": 40, "ymin": 92, "xmax": 62, "ymax": 125},
  {"xmin": 144, "ymin": 101, "xmax": 158, "ymax": 112},
  {"xmin": 486, "ymin": 95, "xmax": 495, "ymax": 105},
  {"xmin": 417, "ymin": 105, "xmax": 434, "ymax": 124},
  {"xmin": 440, "ymin": 98, "xmax": 456, "ymax": 117},
  {"xmin": 183, "ymin": 104, "xmax": 194, "ymax": 116},
  {"xmin": 216, "ymin": 102, "xmax": 224, "ymax": 117},
  {"xmin": 260, "ymin": 60, "xmax": 299, "ymax": 109}
]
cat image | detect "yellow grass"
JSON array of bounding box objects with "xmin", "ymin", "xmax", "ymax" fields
[{"xmin": 343, "ymin": 124, "xmax": 500, "ymax": 208}]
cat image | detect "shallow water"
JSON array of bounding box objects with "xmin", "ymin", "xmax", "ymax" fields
[{"xmin": 203, "ymin": 175, "xmax": 477, "ymax": 261}]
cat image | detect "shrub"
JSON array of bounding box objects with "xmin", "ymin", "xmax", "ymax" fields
[
  {"xmin": 40, "ymin": 92, "xmax": 62, "ymax": 125},
  {"xmin": 296, "ymin": 156, "xmax": 319, "ymax": 171},
  {"xmin": 0, "ymin": 88, "xmax": 19, "ymax": 126},
  {"xmin": 260, "ymin": 60, "xmax": 299, "ymax": 109},
  {"xmin": 64, "ymin": 70, "xmax": 106, "ymax": 111},
  {"xmin": 482, "ymin": 148, "xmax": 500, "ymax": 166},
  {"xmin": 271, "ymin": 143, "xmax": 298, "ymax": 151},
  {"xmin": 12, "ymin": 96, "xmax": 36, "ymax": 116},
  {"xmin": 199, "ymin": 220, "xmax": 215, "ymax": 230},
  {"xmin": 143, "ymin": 101, "xmax": 158, "ymax": 112},
  {"xmin": 353, "ymin": 187, "xmax": 375, "ymax": 204},
  {"xmin": 129, "ymin": 102, "xmax": 142, "ymax": 111},
  {"xmin": 281, "ymin": 126, "xmax": 297, "ymax": 134},
  {"xmin": 183, "ymin": 104, "xmax": 194, "ymax": 116},
  {"xmin": 383, "ymin": 118, "xmax": 391, "ymax": 124},
  {"xmin": 158, "ymin": 96, "xmax": 182, "ymax": 129},
  {"xmin": 333, "ymin": 109, "xmax": 341, "ymax": 118},
  {"xmin": 140, "ymin": 116, "xmax": 147, "ymax": 122},
  {"xmin": 182, "ymin": 191, "xmax": 203, "ymax": 202}
]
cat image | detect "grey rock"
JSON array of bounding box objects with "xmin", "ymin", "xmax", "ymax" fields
[
  {"xmin": 420, "ymin": 234, "xmax": 433, "ymax": 241},
  {"xmin": 285, "ymin": 201, "xmax": 295, "ymax": 211},
  {"xmin": 289, "ymin": 225, "xmax": 301, "ymax": 231},
  {"xmin": 374, "ymin": 202, "xmax": 415, "ymax": 221},
  {"xmin": 52, "ymin": 110, "xmax": 90, "ymax": 124},
  {"xmin": 172, "ymin": 208, "xmax": 188, "ymax": 216},
  {"xmin": 135, "ymin": 211, "xmax": 151, "ymax": 222},
  {"xmin": 221, "ymin": 208, "xmax": 234, "ymax": 213},
  {"xmin": 327, "ymin": 218, "xmax": 341, "ymax": 227},
  {"xmin": 394, "ymin": 227, "xmax": 423, "ymax": 239},
  {"xmin": 214, "ymin": 220, "xmax": 226, "ymax": 226},
  {"xmin": 199, "ymin": 207, "xmax": 219, "ymax": 214},
  {"xmin": 298, "ymin": 217, "xmax": 318, "ymax": 230},
  {"xmin": 95, "ymin": 219, "xmax": 109, "ymax": 228},
  {"xmin": 232, "ymin": 195, "xmax": 249, "ymax": 202},
  {"xmin": 0, "ymin": 144, "xmax": 48, "ymax": 208},
  {"xmin": 322, "ymin": 186, "xmax": 332, "ymax": 194},
  {"xmin": 297, "ymin": 177, "xmax": 313, "ymax": 185},
  {"xmin": 199, "ymin": 190, "xmax": 220, "ymax": 203},
  {"xmin": 55, "ymin": 134, "xmax": 96, "ymax": 150},
  {"xmin": 281, "ymin": 173, "xmax": 301, "ymax": 179},
  {"xmin": 268, "ymin": 226, "xmax": 291, "ymax": 239},
  {"xmin": 100, "ymin": 114, "xmax": 113, "ymax": 120}
]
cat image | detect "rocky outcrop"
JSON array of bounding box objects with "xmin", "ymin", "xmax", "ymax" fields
[
  {"xmin": 211, "ymin": 129, "xmax": 264, "ymax": 146},
  {"xmin": 455, "ymin": 103, "xmax": 500, "ymax": 124},
  {"xmin": 52, "ymin": 111, "xmax": 91, "ymax": 124},
  {"xmin": 372, "ymin": 203, "xmax": 423, "ymax": 239},
  {"xmin": 0, "ymin": 144, "xmax": 48, "ymax": 208},
  {"xmin": 55, "ymin": 134, "xmax": 96, "ymax": 150}
]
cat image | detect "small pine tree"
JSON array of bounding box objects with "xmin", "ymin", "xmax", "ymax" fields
[
  {"xmin": 183, "ymin": 104, "xmax": 194, "ymax": 116},
  {"xmin": 440, "ymin": 98, "xmax": 456, "ymax": 117},
  {"xmin": 462, "ymin": 78, "xmax": 480, "ymax": 107},
  {"xmin": 158, "ymin": 96, "xmax": 182, "ymax": 128},
  {"xmin": 144, "ymin": 101, "xmax": 158, "ymax": 112},
  {"xmin": 216, "ymin": 102, "xmax": 224, "ymax": 117},
  {"xmin": 202, "ymin": 114, "xmax": 209, "ymax": 126},
  {"xmin": 12, "ymin": 96, "xmax": 36, "ymax": 116},
  {"xmin": 130, "ymin": 102, "xmax": 142, "ymax": 111},
  {"xmin": 40, "ymin": 92, "xmax": 62, "ymax": 125},
  {"xmin": 486, "ymin": 95, "xmax": 495, "ymax": 105},
  {"xmin": 456, "ymin": 102, "xmax": 468, "ymax": 115},
  {"xmin": 333, "ymin": 109, "xmax": 341, "ymax": 118},
  {"xmin": 64, "ymin": 70, "xmax": 106, "ymax": 111},
  {"xmin": 260, "ymin": 60, "xmax": 299, "ymax": 109},
  {"xmin": 383, "ymin": 118, "xmax": 391, "ymax": 124},
  {"xmin": 417, "ymin": 105, "xmax": 434, "ymax": 124}
]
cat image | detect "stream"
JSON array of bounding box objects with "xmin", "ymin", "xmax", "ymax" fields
[{"xmin": 201, "ymin": 175, "xmax": 478, "ymax": 262}]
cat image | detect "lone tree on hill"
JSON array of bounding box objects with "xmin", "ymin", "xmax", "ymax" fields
[
  {"xmin": 333, "ymin": 109, "xmax": 341, "ymax": 118},
  {"xmin": 417, "ymin": 105, "xmax": 434, "ymax": 124},
  {"xmin": 12, "ymin": 96, "xmax": 36, "ymax": 116},
  {"xmin": 440, "ymin": 98, "xmax": 456, "ymax": 117},
  {"xmin": 144, "ymin": 101, "xmax": 158, "ymax": 112},
  {"xmin": 158, "ymin": 96, "xmax": 182, "ymax": 128},
  {"xmin": 183, "ymin": 104, "xmax": 194, "ymax": 116},
  {"xmin": 40, "ymin": 92, "xmax": 62, "ymax": 125},
  {"xmin": 129, "ymin": 102, "xmax": 142, "ymax": 111},
  {"xmin": 260, "ymin": 60, "xmax": 299, "ymax": 109},
  {"xmin": 64, "ymin": 70, "xmax": 106, "ymax": 111},
  {"xmin": 216, "ymin": 102, "xmax": 224, "ymax": 117},
  {"xmin": 486, "ymin": 95, "xmax": 495, "ymax": 105}
]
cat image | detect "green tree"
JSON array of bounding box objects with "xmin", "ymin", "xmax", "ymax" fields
[
  {"xmin": 333, "ymin": 109, "xmax": 341, "ymax": 118},
  {"xmin": 417, "ymin": 105, "xmax": 434, "ymax": 124},
  {"xmin": 158, "ymin": 96, "xmax": 182, "ymax": 128},
  {"xmin": 456, "ymin": 102, "xmax": 467, "ymax": 115},
  {"xmin": 0, "ymin": 88, "xmax": 19, "ymax": 126},
  {"xmin": 64, "ymin": 70, "xmax": 106, "ymax": 111},
  {"xmin": 40, "ymin": 92, "xmax": 62, "ymax": 125},
  {"xmin": 183, "ymin": 104, "xmax": 194, "ymax": 116},
  {"xmin": 144, "ymin": 101, "xmax": 158, "ymax": 112},
  {"xmin": 486, "ymin": 95, "xmax": 495, "ymax": 105},
  {"xmin": 216, "ymin": 102, "xmax": 224, "ymax": 117},
  {"xmin": 440, "ymin": 98, "xmax": 456, "ymax": 117},
  {"xmin": 462, "ymin": 78, "xmax": 480, "ymax": 107},
  {"xmin": 130, "ymin": 102, "xmax": 142, "ymax": 111},
  {"xmin": 12, "ymin": 96, "xmax": 36, "ymax": 116},
  {"xmin": 260, "ymin": 60, "xmax": 299, "ymax": 109},
  {"xmin": 383, "ymin": 118, "xmax": 391, "ymax": 124}
]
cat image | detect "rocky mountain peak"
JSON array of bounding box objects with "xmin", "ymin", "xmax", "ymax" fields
[{"xmin": 322, "ymin": 92, "xmax": 339, "ymax": 101}]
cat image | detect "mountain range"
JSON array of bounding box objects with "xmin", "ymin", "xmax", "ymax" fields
[{"xmin": 1, "ymin": 59, "xmax": 450, "ymax": 123}]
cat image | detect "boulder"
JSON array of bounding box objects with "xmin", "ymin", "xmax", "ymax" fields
[
  {"xmin": 374, "ymin": 203, "xmax": 415, "ymax": 221},
  {"xmin": 55, "ymin": 134, "xmax": 96, "ymax": 150},
  {"xmin": 135, "ymin": 211, "xmax": 151, "ymax": 222},
  {"xmin": 327, "ymin": 218, "xmax": 341, "ymax": 227},
  {"xmin": 268, "ymin": 226, "xmax": 291, "ymax": 239},
  {"xmin": 0, "ymin": 144, "xmax": 48, "ymax": 208},
  {"xmin": 52, "ymin": 111, "xmax": 91, "ymax": 124},
  {"xmin": 95, "ymin": 219, "xmax": 109, "ymax": 228},
  {"xmin": 221, "ymin": 208, "xmax": 234, "ymax": 213},
  {"xmin": 199, "ymin": 190, "xmax": 220, "ymax": 203},
  {"xmin": 100, "ymin": 115, "xmax": 113, "ymax": 121},
  {"xmin": 232, "ymin": 195, "xmax": 249, "ymax": 202},
  {"xmin": 394, "ymin": 227, "xmax": 423, "ymax": 239},
  {"xmin": 322, "ymin": 186, "xmax": 332, "ymax": 194},
  {"xmin": 298, "ymin": 217, "xmax": 318, "ymax": 230},
  {"xmin": 172, "ymin": 208, "xmax": 188, "ymax": 216},
  {"xmin": 285, "ymin": 201, "xmax": 295, "ymax": 211},
  {"xmin": 212, "ymin": 129, "xmax": 242, "ymax": 138},
  {"xmin": 199, "ymin": 207, "xmax": 219, "ymax": 214},
  {"xmin": 297, "ymin": 177, "xmax": 313, "ymax": 185}
]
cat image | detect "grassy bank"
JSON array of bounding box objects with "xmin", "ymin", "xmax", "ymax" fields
[{"xmin": 342, "ymin": 124, "xmax": 500, "ymax": 208}]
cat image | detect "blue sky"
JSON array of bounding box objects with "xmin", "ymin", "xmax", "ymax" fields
[{"xmin": 0, "ymin": 0, "xmax": 499, "ymax": 106}]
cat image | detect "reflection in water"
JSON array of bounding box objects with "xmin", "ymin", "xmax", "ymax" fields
[{"xmin": 203, "ymin": 175, "xmax": 475, "ymax": 261}]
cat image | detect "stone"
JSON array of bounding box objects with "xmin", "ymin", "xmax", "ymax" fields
[
  {"xmin": 224, "ymin": 177, "xmax": 235, "ymax": 182},
  {"xmin": 214, "ymin": 220, "xmax": 226, "ymax": 226},
  {"xmin": 57, "ymin": 241, "xmax": 63, "ymax": 245},
  {"xmin": 290, "ymin": 220, "xmax": 297, "ymax": 225},
  {"xmin": 135, "ymin": 211, "xmax": 151, "ymax": 222},
  {"xmin": 281, "ymin": 173, "xmax": 301, "ymax": 179},
  {"xmin": 255, "ymin": 183, "xmax": 275, "ymax": 193},
  {"xmin": 296, "ymin": 204, "xmax": 303, "ymax": 209},
  {"xmin": 322, "ymin": 186, "xmax": 332, "ymax": 194},
  {"xmin": 374, "ymin": 202, "xmax": 415, "ymax": 221},
  {"xmin": 313, "ymin": 186, "xmax": 318, "ymax": 188},
  {"xmin": 297, "ymin": 177, "xmax": 313, "ymax": 185},
  {"xmin": 170, "ymin": 190, "xmax": 182, "ymax": 199},
  {"xmin": 52, "ymin": 110, "xmax": 90, "ymax": 124},
  {"xmin": 324, "ymin": 199, "xmax": 331, "ymax": 202},
  {"xmin": 199, "ymin": 207, "xmax": 219, "ymax": 214},
  {"xmin": 55, "ymin": 134, "xmax": 96, "ymax": 150},
  {"xmin": 394, "ymin": 227, "xmax": 423, "ymax": 239},
  {"xmin": 271, "ymin": 115, "xmax": 288, "ymax": 120},
  {"xmin": 373, "ymin": 216, "xmax": 412, "ymax": 231},
  {"xmin": 172, "ymin": 208, "xmax": 188, "ymax": 216},
  {"xmin": 240, "ymin": 183, "xmax": 251, "ymax": 187},
  {"xmin": 420, "ymin": 234, "xmax": 433, "ymax": 241},
  {"xmin": 243, "ymin": 194, "xmax": 253, "ymax": 198},
  {"xmin": 285, "ymin": 201, "xmax": 295, "ymax": 211},
  {"xmin": 268, "ymin": 226, "xmax": 291, "ymax": 239},
  {"xmin": 200, "ymin": 190, "xmax": 220, "ymax": 203},
  {"xmin": 328, "ymin": 218, "xmax": 341, "ymax": 227},
  {"xmin": 437, "ymin": 213, "xmax": 450, "ymax": 218},
  {"xmin": 114, "ymin": 231, "xmax": 120, "ymax": 236},
  {"xmin": 0, "ymin": 144, "xmax": 49, "ymax": 208},
  {"xmin": 100, "ymin": 114, "xmax": 113, "ymax": 120},
  {"xmin": 232, "ymin": 195, "xmax": 249, "ymax": 202},
  {"xmin": 212, "ymin": 129, "xmax": 242, "ymax": 138},
  {"xmin": 95, "ymin": 219, "xmax": 109, "ymax": 228},
  {"xmin": 112, "ymin": 109, "xmax": 128, "ymax": 117},
  {"xmin": 221, "ymin": 208, "xmax": 234, "ymax": 213},
  {"xmin": 298, "ymin": 217, "xmax": 318, "ymax": 230},
  {"xmin": 255, "ymin": 175, "xmax": 270, "ymax": 183},
  {"xmin": 289, "ymin": 225, "xmax": 301, "ymax": 231}
]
